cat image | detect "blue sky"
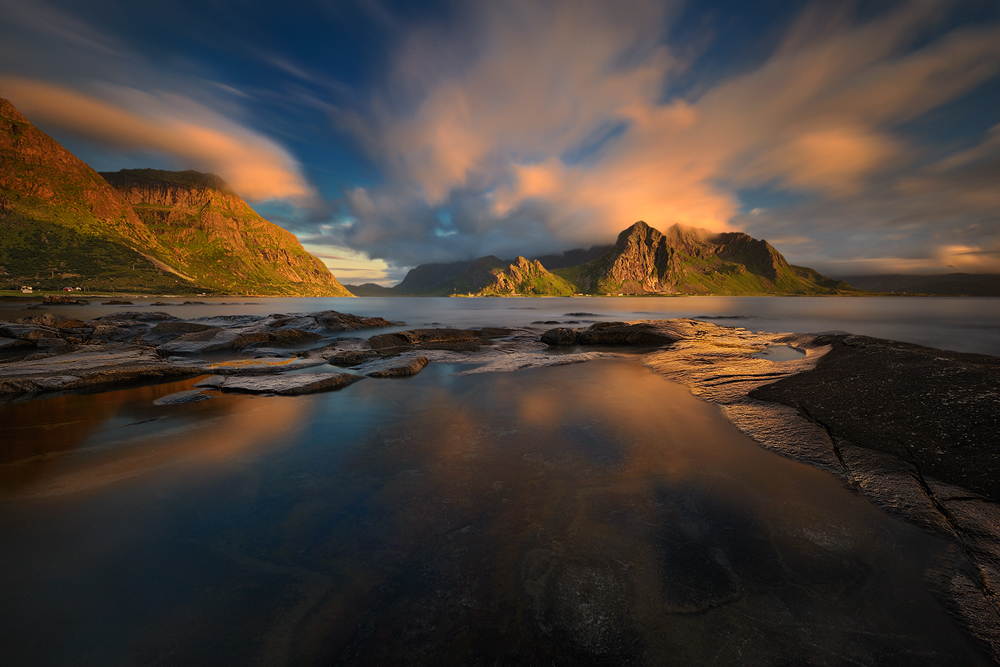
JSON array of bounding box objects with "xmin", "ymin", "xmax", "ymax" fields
[{"xmin": 2, "ymin": 0, "xmax": 998, "ymax": 284}]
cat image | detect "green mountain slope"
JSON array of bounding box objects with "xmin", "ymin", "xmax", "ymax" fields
[
  {"xmin": 0, "ymin": 98, "xmax": 351, "ymax": 295},
  {"xmin": 101, "ymin": 169, "xmax": 351, "ymax": 296},
  {"xmin": 0, "ymin": 98, "xmax": 200, "ymax": 293},
  {"xmin": 477, "ymin": 256, "xmax": 575, "ymax": 296}
]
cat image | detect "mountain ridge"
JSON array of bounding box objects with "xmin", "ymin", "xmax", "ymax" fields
[
  {"xmin": 346, "ymin": 221, "xmax": 854, "ymax": 297},
  {"xmin": 0, "ymin": 98, "xmax": 350, "ymax": 296},
  {"xmin": 101, "ymin": 169, "xmax": 351, "ymax": 296}
]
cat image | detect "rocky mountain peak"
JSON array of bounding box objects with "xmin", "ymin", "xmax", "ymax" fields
[
  {"xmin": 0, "ymin": 99, "xmax": 158, "ymax": 249},
  {"xmin": 0, "ymin": 98, "xmax": 30, "ymax": 124}
]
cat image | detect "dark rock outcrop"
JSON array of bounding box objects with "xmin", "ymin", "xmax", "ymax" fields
[
  {"xmin": 541, "ymin": 322, "xmax": 680, "ymax": 347},
  {"xmin": 749, "ymin": 334, "xmax": 1000, "ymax": 502}
]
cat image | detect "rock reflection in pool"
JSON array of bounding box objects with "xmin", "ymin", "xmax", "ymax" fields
[{"xmin": 0, "ymin": 360, "xmax": 990, "ymax": 666}]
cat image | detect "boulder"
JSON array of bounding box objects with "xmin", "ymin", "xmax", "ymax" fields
[
  {"xmin": 325, "ymin": 349, "xmax": 381, "ymax": 367},
  {"xmin": 540, "ymin": 328, "xmax": 579, "ymax": 346}
]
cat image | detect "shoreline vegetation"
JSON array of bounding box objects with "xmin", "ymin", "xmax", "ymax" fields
[{"xmin": 1, "ymin": 306, "xmax": 998, "ymax": 659}]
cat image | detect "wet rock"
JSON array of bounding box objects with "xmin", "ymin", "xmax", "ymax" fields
[
  {"xmin": 0, "ymin": 336, "xmax": 34, "ymax": 351},
  {"xmin": 578, "ymin": 322, "xmax": 680, "ymax": 346},
  {"xmin": 42, "ymin": 295, "xmax": 87, "ymax": 304},
  {"xmin": 12, "ymin": 313, "xmax": 86, "ymax": 329},
  {"xmin": 540, "ymin": 327, "xmax": 579, "ymax": 345},
  {"xmin": 361, "ymin": 355, "xmax": 429, "ymax": 378},
  {"xmin": 325, "ymin": 349, "xmax": 381, "ymax": 367},
  {"xmin": 92, "ymin": 311, "xmax": 178, "ymax": 323},
  {"xmin": 368, "ymin": 328, "xmax": 509, "ymax": 352},
  {"xmin": 139, "ymin": 321, "xmax": 219, "ymax": 346},
  {"xmin": 749, "ymin": 334, "xmax": 1000, "ymax": 502},
  {"xmin": 153, "ymin": 389, "xmax": 212, "ymax": 405},
  {"xmin": 266, "ymin": 328, "xmax": 324, "ymax": 346},
  {"xmin": 542, "ymin": 322, "xmax": 680, "ymax": 347},
  {"xmin": 102, "ymin": 300, "xmax": 133, "ymax": 305},
  {"xmin": 520, "ymin": 549, "xmax": 640, "ymax": 665},
  {"xmin": 310, "ymin": 310, "xmax": 396, "ymax": 332},
  {"xmin": 209, "ymin": 372, "xmax": 363, "ymax": 396},
  {"xmin": 0, "ymin": 323, "xmax": 61, "ymax": 341},
  {"xmin": 198, "ymin": 356, "xmax": 328, "ymax": 375},
  {"xmin": 0, "ymin": 344, "xmax": 197, "ymax": 398},
  {"xmin": 155, "ymin": 327, "xmax": 270, "ymax": 355}
]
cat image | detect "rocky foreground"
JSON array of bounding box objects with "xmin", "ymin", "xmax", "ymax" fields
[{"xmin": 1, "ymin": 311, "xmax": 999, "ymax": 661}]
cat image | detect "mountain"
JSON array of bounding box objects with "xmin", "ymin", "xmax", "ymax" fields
[
  {"xmin": 833, "ymin": 274, "xmax": 1000, "ymax": 296},
  {"xmin": 0, "ymin": 98, "xmax": 349, "ymax": 295},
  {"xmin": 350, "ymin": 220, "xmax": 851, "ymax": 298},
  {"xmin": 393, "ymin": 259, "xmax": 477, "ymax": 294},
  {"xmin": 0, "ymin": 98, "xmax": 193, "ymax": 293},
  {"xmin": 533, "ymin": 245, "xmax": 612, "ymax": 270},
  {"xmin": 343, "ymin": 282, "xmax": 395, "ymax": 296},
  {"xmin": 477, "ymin": 256, "xmax": 575, "ymax": 296},
  {"xmin": 101, "ymin": 169, "xmax": 350, "ymax": 296},
  {"xmin": 554, "ymin": 221, "xmax": 853, "ymax": 295}
]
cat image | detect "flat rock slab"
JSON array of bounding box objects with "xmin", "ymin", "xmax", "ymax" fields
[
  {"xmin": 198, "ymin": 356, "xmax": 328, "ymax": 375},
  {"xmin": 204, "ymin": 372, "xmax": 363, "ymax": 396},
  {"xmin": 0, "ymin": 345, "xmax": 197, "ymax": 397}
]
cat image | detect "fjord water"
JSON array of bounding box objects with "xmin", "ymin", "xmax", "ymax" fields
[{"xmin": 0, "ymin": 358, "xmax": 992, "ymax": 665}]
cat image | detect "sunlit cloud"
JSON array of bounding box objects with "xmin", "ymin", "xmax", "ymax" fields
[
  {"xmin": 335, "ymin": 0, "xmax": 1000, "ymax": 271},
  {"xmin": 1, "ymin": 77, "xmax": 315, "ymax": 203}
]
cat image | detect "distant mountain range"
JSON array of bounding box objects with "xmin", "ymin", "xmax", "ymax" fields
[
  {"xmin": 0, "ymin": 98, "xmax": 349, "ymax": 296},
  {"xmin": 832, "ymin": 274, "xmax": 1000, "ymax": 297},
  {"xmin": 348, "ymin": 220, "xmax": 855, "ymax": 296}
]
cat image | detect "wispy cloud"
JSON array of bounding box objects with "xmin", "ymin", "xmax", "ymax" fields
[
  {"xmin": 334, "ymin": 0, "xmax": 1000, "ymax": 271},
  {"xmin": 1, "ymin": 77, "xmax": 315, "ymax": 203}
]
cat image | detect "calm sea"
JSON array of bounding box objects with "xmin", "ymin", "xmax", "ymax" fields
[{"xmin": 0, "ymin": 296, "xmax": 996, "ymax": 664}]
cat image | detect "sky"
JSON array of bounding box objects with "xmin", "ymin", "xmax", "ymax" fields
[{"xmin": 1, "ymin": 0, "xmax": 998, "ymax": 284}]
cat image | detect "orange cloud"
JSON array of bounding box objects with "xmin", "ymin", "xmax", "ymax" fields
[
  {"xmin": 0, "ymin": 76, "xmax": 314, "ymax": 203},
  {"xmin": 349, "ymin": 0, "xmax": 1000, "ymax": 252}
]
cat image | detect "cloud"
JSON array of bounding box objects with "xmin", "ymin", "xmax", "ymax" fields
[
  {"xmin": 1, "ymin": 77, "xmax": 314, "ymax": 203},
  {"xmin": 337, "ymin": 0, "xmax": 1000, "ymax": 271}
]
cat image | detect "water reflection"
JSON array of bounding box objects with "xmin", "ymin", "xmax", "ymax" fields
[
  {"xmin": 0, "ymin": 361, "xmax": 991, "ymax": 665},
  {"xmin": 0, "ymin": 377, "xmax": 311, "ymax": 495}
]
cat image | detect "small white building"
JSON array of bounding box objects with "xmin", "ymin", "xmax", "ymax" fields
[{"xmin": 20, "ymin": 286, "xmax": 32, "ymax": 293}]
